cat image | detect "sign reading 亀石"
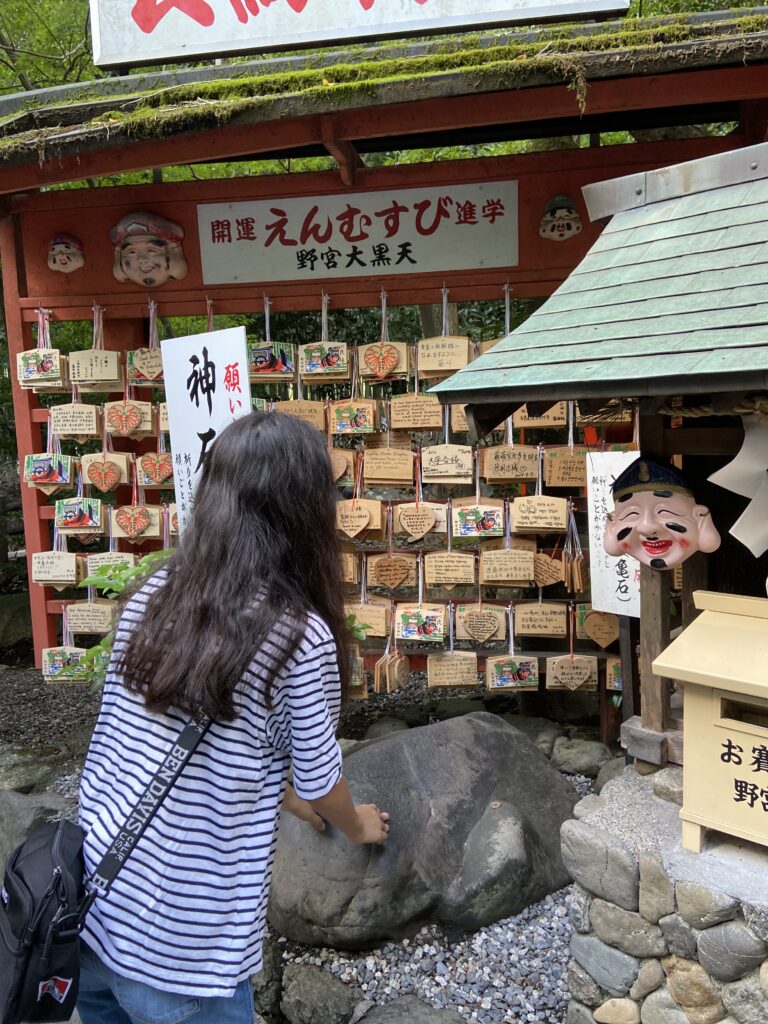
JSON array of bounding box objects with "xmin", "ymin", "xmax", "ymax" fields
[
  {"xmin": 162, "ymin": 327, "xmax": 252, "ymax": 533},
  {"xmin": 90, "ymin": 0, "xmax": 630, "ymax": 68},
  {"xmin": 197, "ymin": 183, "xmax": 518, "ymax": 285},
  {"xmin": 587, "ymin": 451, "xmax": 641, "ymax": 618}
]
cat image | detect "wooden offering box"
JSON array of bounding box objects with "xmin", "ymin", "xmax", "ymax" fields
[{"xmin": 654, "ymin": 592, "xmax": 768, "ymax": 853}]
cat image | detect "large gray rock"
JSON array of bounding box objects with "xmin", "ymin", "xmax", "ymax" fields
[
  {"xmin": 0, "ymin": 743, "xmax": 62, "ymax": 794},
  {"xmin": 595, "ymin": 757, "xmax": 627, "ymax": 794},
  {"xmin": 569, "ymin": 884, "xmax": 592, "ymax": 933},
  {"xmin": 721, "ymin": 969, "xmax": 768, "ymax": 1024},
  {"xmin": 570, "ymin": 933, "xmax": 640, "ymax": 996},
  {"xmin": 568, "ymin": 960, "xmax": 603, "ymax": 1006},
  {"xmin": 590, "ymin": 899, "xmax": 668, "ymax": 958},
  {"xmin": 364, "ymin": 718, "xmax": 409, "ymax": 741},
  {"xmin": 270, "ymin": 714, "xmax": 577, "ymax": 947},
  {"xmin": 742, "ymin": 902, "xmax": 768, "ymax": 944},
  {"xmin": 501, "ymin": 715, "xmax": 563, "ymax": 757},
  {"xmin": 639, "ymin": 856, "xmax": 675, "ymax": 925},
  {"xmin": 660, "ymin": 913, "xmax": 700, "ymax": 959},
  {"xmin": 629, "ymin": 960, "xmax": 665, "ymax": 1001},
  {"xmin": 640, "ymin": 985, "xmax": 689, "ymax": 1024},
  {"xmin": 676, "ymin": 881, "xmax": 739, "ymax": 930},
  {"xmin": 358, "ymin": 997, "xmax": 464, "ymax": 1023},
  {"xmin": 697, "ymin": 921, "xmax": 767, "ymax": 983},
  {"xmin": 280, "ymin": 964, "xmax": 360, "ymax": 1024},
  {"xmin": 566, "ymin": 1001, "xmax": 596, "ymax": 1024},
  {"xmin": 561, "ymin": 819, "xmax": 640, "ymax": 911},
  {"xmin": 0, "ymin": 789, "xmax": 68, "ymax": 865},
  {"xmin": 551, "ymin": 737, "xmax": 614, "ymax": 778},
  {"xmin": 251, "ymin": 934, "xmax": 283, "ymax": 1023},
  {"xmin": 652, "ymin": 767, "xmax": 683, "ymax": 806}
]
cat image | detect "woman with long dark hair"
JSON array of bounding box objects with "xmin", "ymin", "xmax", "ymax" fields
[{"xmin": 76, "ymin": 411, "xmax": 389, "ymax": 1024}]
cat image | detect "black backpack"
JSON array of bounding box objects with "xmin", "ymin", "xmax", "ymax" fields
[
  {"xmin": 0, "ymin": 821, "xmax": 86, "ymax": 1023},
  {"xmin": 0, "ymin": 712, "xmax": 210, "ymax": 1024}
]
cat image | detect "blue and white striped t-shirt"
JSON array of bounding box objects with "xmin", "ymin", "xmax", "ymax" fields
[{"xmin": 78, "ymin": 572, "xmax": 343, "ymax": 997}]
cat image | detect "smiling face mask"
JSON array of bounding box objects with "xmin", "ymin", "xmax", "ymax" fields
[{"xmin": 603, "ymin": 458, "xmax": 721, "ymax": 571}]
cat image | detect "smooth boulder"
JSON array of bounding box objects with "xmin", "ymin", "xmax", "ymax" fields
[{"xmin": 269, "ymin": 712, "xmax": 577, "ymax": 948}]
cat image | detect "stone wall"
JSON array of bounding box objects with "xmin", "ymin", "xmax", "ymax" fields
[{"xmin": 561, "ymin": 767, "xmax": 768, "ymax": 1024}]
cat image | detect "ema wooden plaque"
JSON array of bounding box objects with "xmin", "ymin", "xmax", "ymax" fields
[
  {"xmin": 427, "ymin": 652, "xmax": 478, "ymax": 688},
  {"xmin": 515, "ymin": 602, "xmax": 568, "ymax": 637}
]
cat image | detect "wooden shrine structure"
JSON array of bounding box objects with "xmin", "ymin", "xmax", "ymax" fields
[
  {"xmin": 0, "ymin": 6, "xmax": 767, "ymax": 707},
  {"xmin": 435, "ymin": 141, "xmax": 768, "ymax": 765}
]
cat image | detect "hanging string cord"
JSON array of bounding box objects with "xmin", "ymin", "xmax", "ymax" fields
[{"xmin": 657, "ymin": 395, "xmax": 768, "ymax": 418}]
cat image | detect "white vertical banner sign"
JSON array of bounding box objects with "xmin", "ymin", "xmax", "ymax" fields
[
  {"xmin": 587, "ymin": 451, "xmax": 641, "ymax": 618},
  {"xmin": 162, "ymin": 327, "xmax": 252, "ymax": 533}
]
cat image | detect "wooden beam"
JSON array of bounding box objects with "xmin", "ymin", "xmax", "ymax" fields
[
  {"xmin": 320, "ymin": 115, "xmax": 364, "ymax": 187},
  {"xmin": 640, "ymin": 564, "xmax": 671, "ymax": 735},
  {"xmin": 464, "ymin": 402, "xmax": 521, "ymax": 442},
  {"xmin": 333, "ymin": 65, "xmax": 768, "ymax": 144},
  {"xmin": 0, "ymin": 212, "xmax": 55, "ymax": 664}
]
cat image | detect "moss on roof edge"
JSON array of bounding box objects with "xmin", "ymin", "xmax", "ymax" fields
[{"xmin": 1, "ymin": 11, "xmax": 767, "ymax": 166}]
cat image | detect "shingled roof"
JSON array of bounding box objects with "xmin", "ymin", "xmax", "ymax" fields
[
  {"xmin": 0, "ymin": 8, "xmax": 767, "ymax": 173},
  {"xmin": 432, "ymin": 141, "xmax": 768, "ymax": 429}
]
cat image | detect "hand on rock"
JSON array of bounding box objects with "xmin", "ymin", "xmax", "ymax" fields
[{"xmin": 351, "ymin": 804, "xmax": 390, "ymax": 845}]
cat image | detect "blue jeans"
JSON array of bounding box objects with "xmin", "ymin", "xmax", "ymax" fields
[{"xmin": 77, "ymin": 942, "xmax": 255, "ymax": 1024}]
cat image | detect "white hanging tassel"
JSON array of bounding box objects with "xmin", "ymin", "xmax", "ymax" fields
[
  {"xmin": 441, "ymin": 284, "xmax": 450, "ymax": 336},
  {"xmin": 380, "ymin": 288, "xmax": 389, "ymax": 343}
]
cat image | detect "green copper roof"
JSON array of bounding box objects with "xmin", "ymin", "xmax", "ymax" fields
[{"xmin": 433, "ymin": 143, "xmax": 768, "ymax": 407}]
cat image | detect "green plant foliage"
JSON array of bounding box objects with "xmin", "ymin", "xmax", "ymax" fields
[
  {"xmin": 346, "ymin": 613, "xmax": 374, "ymax": 642},
  {"xmin": 79, "ymin": 548, "xmax": 172, "ymax": 686}
]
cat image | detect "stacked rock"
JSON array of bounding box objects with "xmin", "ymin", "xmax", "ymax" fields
[{"xmin": 561, "ymin": 767, "xmax": 768, "ymax": 1024}]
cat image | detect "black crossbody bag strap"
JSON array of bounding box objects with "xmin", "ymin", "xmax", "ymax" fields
[{"xmin": 77, "ymin": 712, "xmax": 212, "ymax": 922}]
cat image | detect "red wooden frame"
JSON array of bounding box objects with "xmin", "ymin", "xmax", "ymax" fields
[{"xmin": 0, "ymin": 63, "xmax": 765, "ymax": 666}]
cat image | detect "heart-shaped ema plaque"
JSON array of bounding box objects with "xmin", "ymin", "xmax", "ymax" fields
[
  {"xmin": 551, "ymin": 656, "xmax": 592, "ymax": 690},
  {"xmin": 107, "ymin": 402, "xmax": 143, "ymax": 436},
  {"xmin": 140, "ymin": 452, "xmax": 173, "ymax": 485},
  {"xmin": 330, "ymin": 450, "xmax": 349, "ymax": 481},
  {"xmin": 399, "ymin": 506, "xmax": 436, "ymax": 540},
  {"xmin": 584, "ymin": 611, "xmax": 620, "ymax": 649},
  {"xmin": 115, "ymin": 505, "xmax": 151, "ymax": 539},
  {"xmin": 534, "ymin": 553, "xmax": 563, "ymax": 587},
  {"xmin": 171, "ymin": 511, "xmax": 179, "ymax": 532},
  {"xmin": 460, "ymin": 611, "xmax": 500, "ymax": 644},
  {"xmin": 372, "ymin": 556, "xmax": 410, "ymax": 590},
  {"xmin": 336, "ymin": 502, "xmax": 370, "ymax": 538},
  {"xmin": 131, "ymin": 348, "xmax": 164, "ymax": 381},
  {"xmin": 87, "ymin": 459, "xmax": 121, "ymax": 493},
  {"xmin": 364, "ymin": 343, "xmax": 400, "ymax": 379}
]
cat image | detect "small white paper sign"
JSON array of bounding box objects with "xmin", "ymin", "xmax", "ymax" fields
[
  {"xmin": 587, "ymin": 450, "xmax": 641, "ymax": 618},
  {"xmin": 162, "ymin": 327, "xmax": 252, "ymax": 533}
]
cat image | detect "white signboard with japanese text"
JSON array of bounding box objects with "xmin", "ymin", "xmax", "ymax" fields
[
  {"xmin": 90, "ymin": 0, "xmax": 630, "ymax": 68},
  {"xmin": 162, "ymin": 327, "xmax": 252, "ymax": 533},
  {"xmin": 587, "ymin": 451, "xmax": 641, "ymax": 619},
  {"xmin": 197, "ymin": 182, "xmax": 518, "ymax": 284}
]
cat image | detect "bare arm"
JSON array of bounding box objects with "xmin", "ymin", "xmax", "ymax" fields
[{"xmin": 309, "ymin": 777, "xmax": 389, "ymax": 845}]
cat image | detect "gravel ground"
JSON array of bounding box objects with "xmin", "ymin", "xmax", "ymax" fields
[
  {"xmin": 282, "ymin": 888, "xmax": 574, "ymax": 1024},
  {"xmin": 0, "ymin": 666, "xmax": 99, "ymax": 749}
]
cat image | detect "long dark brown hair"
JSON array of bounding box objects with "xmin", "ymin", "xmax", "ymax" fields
[{"xmin": 117, "ymin": 411, "xmax": 349, "ymax": 720}]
